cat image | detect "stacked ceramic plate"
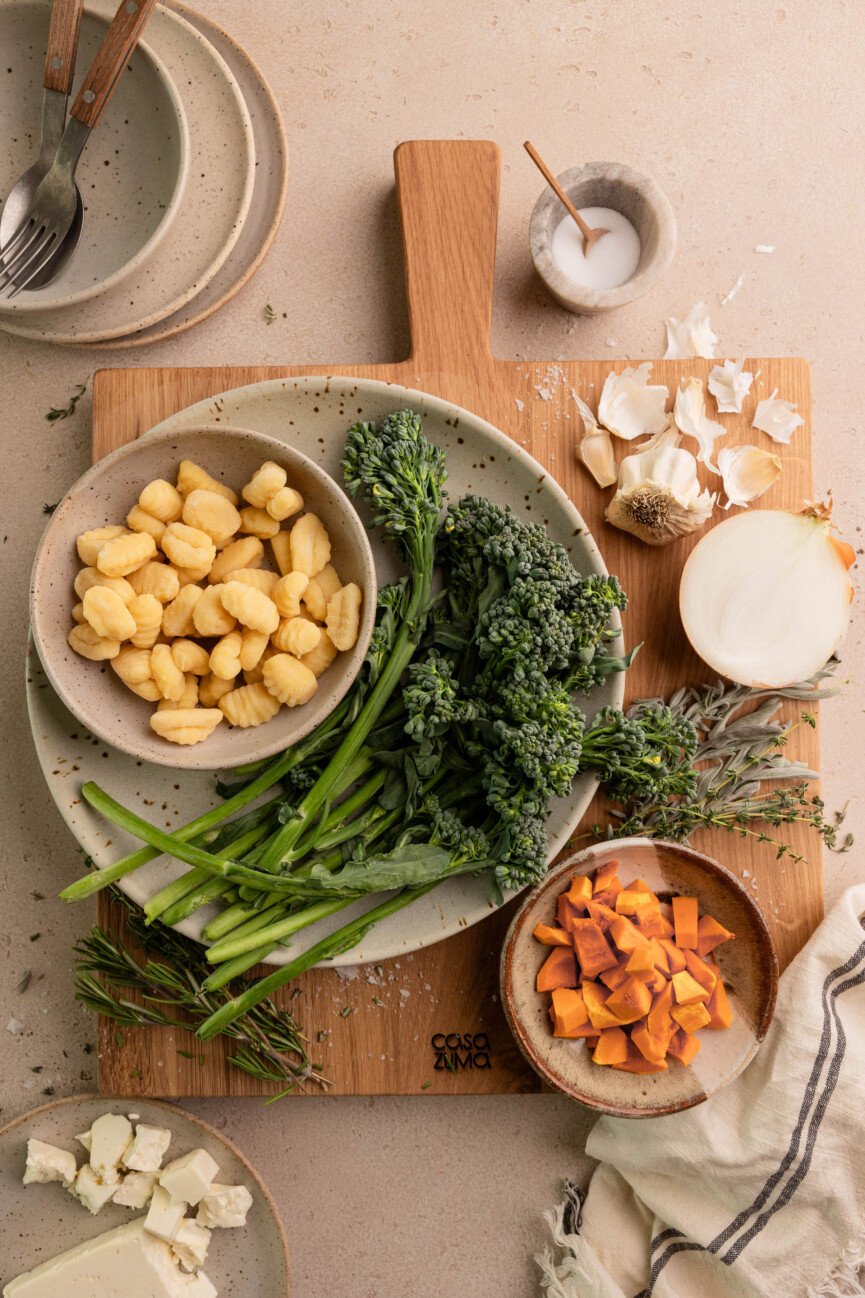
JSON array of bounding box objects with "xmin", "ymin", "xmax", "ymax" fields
[{"xmin": 0, "ymin": 0, "xmax": 287, "ymax": 347}]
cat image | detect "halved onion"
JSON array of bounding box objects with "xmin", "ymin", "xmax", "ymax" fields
[{"xmin": 679, "ymin": 504, "xmax": 854, "ymax": 687}]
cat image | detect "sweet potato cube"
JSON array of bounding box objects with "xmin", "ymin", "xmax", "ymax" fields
[
  {"xmin": 533, "ymin": 923, "xmax": 572, "ymax": 947},
  {"xmin": 584, "ymin": 1035, "xmax": 600, "ymax": 1050},
  {"xmin": 615, "ymin": 887, "xmax": 654, "ymax": 915},
  {"xmin": 571, "ymin": 919, "xmax": 619, "ymax": 979},
  {"xmin": 611, "ymin": 1040, "xmax": 668, "ymax": 1073},
  {"xmin": 582, "ymin": 981, "xmax": 623, "ymax": 1030},
  {"xmin": 536, "ymin": 945, "xmax": 578, "ymax": 992},
  {"xmin": 586, "ymin": 900, "xmax": 618, "ymax": 932},
  {"xmin": 599, "ymin": 963, "xmax": 629, "ymax": 991},
  {"xmin": 556, "ymin": 894, "xmax": 581, "ymax": 933},
  {"xmin": 610, "ymin": 913, "xmax": 644, "ymax": 955},
  {"xmin": 626, "ymin": 940, "xmax": 667, "ymax": 978},
  {"xmin": 667, "ymin": 1027, "xmax": 702, "ymax": 1065},
  {"xmin": 592, "ymin": 860, "xmax": 620, "ymax": 891},
  {"xmin": 631, "ymin": 1019, "xmax": 669, "ymax": 1066},
  {"xmin": 696, "ymin": 914, "xmax": 735, "ymax": 957},
  {"xmin": 567, "ymin": 875, "xmax": 593, "ymax": 910},
  {"xmin": 644, "ymin": 968, "xmax": 669, "ymax": 994},
  {"xmin": 591, "ymin": 863, "xmax": 622, "ymax": 908},
  {"xmin": 672, "ymin": 970, "xmax": 709, "ymax": 1006},
  {"xmin": 635, "ymin": 908, "xmax": 674, "ymax": 940},
  {"xmin": 550, "ymin": 987, "xmax": 589, "ymax": 1037},
  {"xmin": 605, "ymin": 975, "xmax": 654, "ymax": 1025},
  {"xmin": 659, "ymin": 938, "xmax": 687, "ymax": 973},
  {"xmin": 684, "ymin": 950, "xmax": 718, "ymax": 996},
  {"xmin": 672, "ymin": 896, "xmax": 699, "ymax": 949},
  {"xmin": 625, "ymin": 877, "xmax": 653, "ymax": 893},
  {"xmin": 671, "ymin": 1001, "xmax": 711, "ymax": 1033},
  {"xmin": 592, "ymin": 1026, "xmax": 629, "ymax": 1066},
  {"xmin": 706, "ymin": 977, "xmax": 733, "ymax": 1030}
]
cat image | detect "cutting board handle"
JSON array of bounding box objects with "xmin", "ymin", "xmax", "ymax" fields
[{"xmin": 395, "ymin": 139, "xmax": 501, "ymax": 369}]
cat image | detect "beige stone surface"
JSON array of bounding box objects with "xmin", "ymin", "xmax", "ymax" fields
[{"xmin": 0, "ymin": 1, "xmax": 863, "ymax": 1294}]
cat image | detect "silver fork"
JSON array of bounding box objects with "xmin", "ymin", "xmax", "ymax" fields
[{"xmin": 0, "ymin": 0, "xmax": 159, "ymax": 299}]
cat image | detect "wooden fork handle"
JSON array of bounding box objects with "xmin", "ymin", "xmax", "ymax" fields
[
  {"xmin": 43, "ymin": 0, "xmax": 83, "ymax": 96},
  {"xmin": 70, "ymin": 0, "xmax": 158, "ymax": 130}
]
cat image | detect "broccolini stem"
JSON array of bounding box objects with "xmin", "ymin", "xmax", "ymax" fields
[{"xmin": 206, "ymin": 897, "xmax": 356, "ymax": 965}]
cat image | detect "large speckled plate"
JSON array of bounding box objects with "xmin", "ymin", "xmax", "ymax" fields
[
  {"xmin": 26, "ymin": 375, "xmax": 624, "ymax": 966},
  {"xmin": 0, "ymin": 1095, "xmax": 290, "ymax": 1295}
]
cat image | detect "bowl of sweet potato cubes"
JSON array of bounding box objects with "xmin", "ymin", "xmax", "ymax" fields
[{"xmin": 501, "ymin": 837, "xmax": 778, "ymax": 1116}]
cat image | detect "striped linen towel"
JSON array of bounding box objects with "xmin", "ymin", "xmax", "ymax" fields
[{"xmin": 536, "ymin": 884, "xmax": 865, "ymax": 1298}]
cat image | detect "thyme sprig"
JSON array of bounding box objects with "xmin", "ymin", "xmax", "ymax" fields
[
  {"xmin": 45, "ymin": 381, "xmax": 87, "ymax": 422},
  {"xmin": 74, "ymin": 888, "xmax": 327, "ymax": 1096},
  {"xmin": 595, "ymin": 661, "xmax": 852, "ymax": 862}
]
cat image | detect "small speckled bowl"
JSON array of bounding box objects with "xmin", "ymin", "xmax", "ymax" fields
[
  {"xmin": 501, "ymin": 838, "xmax": 778, "ymax": 1117},
  {"xmin": 30, "ymin": 424, "xmax": 377, "ymax": 772},
  {"xmin": 529, "ymin": 161, "xmax": 676, "ymax": 314}
]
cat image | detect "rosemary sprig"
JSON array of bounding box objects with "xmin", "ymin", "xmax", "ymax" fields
[
  {"xmin": 595, "ymin": 661, "xmax": 853, "ymax": 863},
  {"xmin": 74, "ymin": 888, "xmax": 327, "ymax": 1095},
  {"xmin": 45, "ymin": 381, "xmax": 87, "ymax": 422}
]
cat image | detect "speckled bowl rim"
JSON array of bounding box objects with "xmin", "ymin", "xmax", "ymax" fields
[
  {"xmin": 0, "ymin": 1094, "xmax": 290, "ymax": 1296},
  {"xmin": 29, "ymin": 422, "xmax": 377, "ymax": 771},
  {"xmin": 0, "ymin": 0, "xmax": 191, "ymax": 314},
  {"xmin": 529, "ymin": 161, "xmax": 677, "ymax": 312},
  {"xmin": 500, "ymin": 836, "xmax": 779, "ymax": 1117}
]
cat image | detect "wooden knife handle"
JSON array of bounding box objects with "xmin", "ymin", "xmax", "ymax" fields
[
  {"xmin": 43, "ymin": 0, "xmax": 83, "ymax": 96},
  {"xmin": 395, "ymin": 139, "xmax": 501, "ymax": 369},
  {"xmin": 70, "ymin": 0, "xmax": 158, "ymax": 129}
]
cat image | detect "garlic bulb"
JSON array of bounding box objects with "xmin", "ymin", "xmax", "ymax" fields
[
  {"xmin": 752, "ymin": 388, "xmax": 804, "ymax": 444},
  {"xmin": 605, "ymin": 444, "xmax": 715, "ymax": 546},
  {"xmin": 679, "ymin": 502, "xmax": 854, "ymax": 687},
  {"xmin": 664, "ymin": 302, "xmax": 718, "ymax": 360},
  {"xmin": 597, "ymin": 363, "xmax": 669, "ymax": 441},
  {"xmin": 708, "ymin": 359, "xmax": 754, "ymax": 414},
  {"xmin": 718, "ymin": 444, "xmax": 782, "ymax": 508},
  {"xmin": 574, "ymin": 394, "xmax": 617, "ymax": 488},
  {"xmin": 673, "ymin": 377, "xmax": 726, "ymax": 470}
]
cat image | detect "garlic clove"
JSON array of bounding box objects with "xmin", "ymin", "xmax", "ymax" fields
[
  {"xmin": 718, "ymin": 444, "xmax": 782, "ymax": 509},
  {"xmin": 708, "ymin": 358, "xmax": 754, "ymax": 414},
  {"xmin": 752, "ymin": 388, "xmax": 804, "ymax": 444},
  {"xmin": 673, "ymin": 377, "xmax": 727, "ymax": 471},
  {"xmin": 572, "ymin": 393, "xmax": 618, "ymax": 488},
  {"xmin": 663, "ymin": 302, "xmax": 718, "ymax": 360},
  {"xmin": 605, "ymin": 444, "xmax": 715, "ymax": 546},
  {"xmin": 634, "ymin": 417, "xmax": 681, "ymax": 453},
  {"xmin": 597, "ymin": 363, "xmax": 670, "ymax": 441}
]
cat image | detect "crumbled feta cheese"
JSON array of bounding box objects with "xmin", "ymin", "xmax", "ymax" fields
[
  {"xmin": 196, "ymin": 1183, "xmax": 253, "ymax": 1229},
  {"xmin": 124, "ymin": 1123, "xmax": 172, "ymax": 1173},
  {"xmin": 159, "ymin": 1149, "xmax": 219, "ymax": 1208},
  {"xmin": 171, "ymin": 1220, "xmax": 212, "ymax": 1271},
  {"xmin": 89, "ymin": 1113, "xmax": 133, "ymax": 1177},
  {"xmin": 75, "ymin": 1130, "xmax": 92, "ymax": 1154},
  {"xmin": 145, "ymin": 1184, "xmax": 189, "ymax": 1242},
  {"xmin": 113, "ymin": 1169, "xmax": 159, "ymax": 1209},
  {"xmin": 70, "ymin": 1163, "xmax": 120, "ymax": 1215},
  {"xmin": 22, "ymin": 1138, "xmax": 77, "ymax": 1188}
]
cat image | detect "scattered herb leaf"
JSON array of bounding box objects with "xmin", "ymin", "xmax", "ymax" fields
[
  {"xmin": 16, "ymin": 971, "xmax": 32, "ymax": 995},
  {"xmin": 264, "ymin": 303, "xmax": 277, "ymax": 325},
  {"xmin": 45, "ymin": 382, "xmax": 87, "ymax": 423}
]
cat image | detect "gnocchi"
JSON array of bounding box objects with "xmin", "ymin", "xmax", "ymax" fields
[{"xmin": 66, "ymin": 456, "xmax": 364, "ymax": 745}]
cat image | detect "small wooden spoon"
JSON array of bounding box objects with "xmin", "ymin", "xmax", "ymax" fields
[{"xmin": 524, "ymin": 141, "xmax": 609, "ymax": 256}]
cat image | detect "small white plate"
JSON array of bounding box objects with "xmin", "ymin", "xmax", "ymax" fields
[
  {"xmin": 0, "ymin": 0, "xmax": 189, "ymax": 312},
  {"xmin": 0, "ymin": 0, "xmax": 255, "ymax": 343},
  {"xmin": 0, "ymin": 1095, "xmax": 290, "ymax": 1295}
]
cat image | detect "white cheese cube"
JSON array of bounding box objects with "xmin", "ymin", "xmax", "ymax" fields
[
  {"xmin": 145, "ymin": 1184, "xmax": 188, "ymax": 1242},
  {"xmin": 159, "ymin": 1149, "xmax": 219, "ymax": 1207},
  {"xmin": 22, "ymin": 1138, "xmax": 77, "ymax": 1188},
  {"xmin": 2, "ymin": 1217, "xmax": 217, "ymax": 1297},
  {"xmin": 89, "ymin": 1113, "xmax": 133, "ymax": 1176},
  {"xmin": 124, "ymin": 1123, "xmax": 172, "ymax": 1172},
  {"xmin": 113, "ymin": 1169, "xmax": 159, "ymax": 1209},
  {"xmin": 196, "ymin": 1182, "xmax": 253, "ymax": 1229},
  {"xmin": 74, "ymin": 1130, "xmax": 92, "ymax": 1154},
  {"xmin": 69, "ymin": 1163, "xmax": 119, "ymax": 1214},
  {"xmin": 171, "ymin": 1220, "xmax": 211, "ymax": 1272}
]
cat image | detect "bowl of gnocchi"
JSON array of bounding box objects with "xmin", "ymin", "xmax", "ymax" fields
[{"xmin": 30, "ymin": 424, "xmax": 377, "ymax": 770}]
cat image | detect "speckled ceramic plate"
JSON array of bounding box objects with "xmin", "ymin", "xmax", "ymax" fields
[
  {"xmin": 0, "ymin": 0, "xmax": 189, "ymax": 313},
  {"xmin": 0, "ymin": 1095, "xmax": 290, "ymax": 1295},
  {"xmin": 500, "ymin": 838, "xmax": 778, "ymax": 1117},
  {"xmin": 0, "ymin": 0, "xmax": 255, "ymax": 344},
  {"xmin": 26, "ymin": 375, "xmax": 625, "ymax": 966}
]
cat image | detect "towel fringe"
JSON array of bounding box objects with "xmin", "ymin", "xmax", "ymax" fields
[
  {"xmin": 809, "ymin": 1219, "xmax": 865, "ymax": 1298},
  {"xmin": 535, "ymin": 1183, "xmax": 586, "ymax": 1298}
]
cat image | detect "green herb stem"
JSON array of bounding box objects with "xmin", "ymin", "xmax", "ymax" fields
[{"xmin": 207, "ymin": 897, "xmax": 355, "ymax": 964}]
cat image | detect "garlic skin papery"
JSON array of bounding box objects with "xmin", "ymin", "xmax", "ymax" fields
[
  {"xmin": 673, "ymin": 377, "xmax": 726, "ymax": 470},
  {"xmin": 663, "ymin": 302, "xmax": 718, "ymax": 360},
  {"xmin": 708, "ymin": 358, "xmax": 754, "ymax": 414},
  {"xmin": 752, "ymin": 388, "xmax": 805, "ymax": 444},
  {"xmin": 679, "ymin": 504, "xmax": 854, "ymax": 687},
  {"xmin": 574, "ymin": 394, "xmax": 617, "ymax": 488},
  {"xmin": 718, "ymin": 444, "xmax": 782, "ymax": 509},
  {"xmin": 605, "ymin": 444, "xmax": 715, "ymax": 546},
  {"xmin": 597, "ymin": 363, "xmax": 670, "ymax": 441}
]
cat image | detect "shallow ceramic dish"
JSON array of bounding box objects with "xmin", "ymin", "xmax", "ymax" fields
[
  {"xmin": 27, "ymin": 375, "xmax": 626, "ymax": 966},
  {"xmin": 0, "ymin": 0, "xmax": 255, "ymax": 344},
  {"xmin": 500, "ymin": 838, "xmax": 778, "ymax": 1117},
  {"xmin": 0, "ymin": 1095, "xmax": 290, "ymax": 1296},
  {"xmin": 0, "ymin": 0, "xmax": 189, "ymax": 312},
  {"xmin": 30, "ymin": 423, "xmax": 377, "ymax": 771}
]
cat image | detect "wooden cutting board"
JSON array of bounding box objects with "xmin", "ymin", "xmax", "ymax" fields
[{"xmin": 94, "ymin": 140, "xmax": 820, "ymax": 1098}]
